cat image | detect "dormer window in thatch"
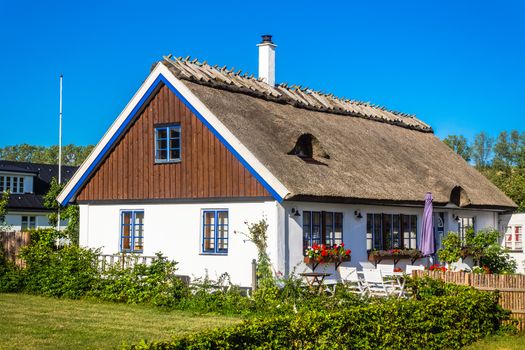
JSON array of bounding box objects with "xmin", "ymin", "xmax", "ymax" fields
[
  {"xmin": 288, "ymin": 133, "xmax": 329, "ymax": 164},
  {"xmin": 450, "ymin": 186, "xmax": 471, "ymax": 207}
]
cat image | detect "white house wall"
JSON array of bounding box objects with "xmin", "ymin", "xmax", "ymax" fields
[
  {"xmin": 281, "ymin": 201, "xmax": 500, "ymax": 281},
  {"xmin": 499, "ymin": 213, "xmax": 525, "ymax": 273},
  {"xmin": 79, "ymin": 201, "xmax": 279, "ymax": 287}
]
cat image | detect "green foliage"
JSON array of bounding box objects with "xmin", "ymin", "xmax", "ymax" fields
[
  {"xmin": 442, "ymin": 130, "xmax": 525, "ymax": 209},
  {"xmin": 472, "ymin": 132, "xmax": 494, "ymax": 169},
  {"xmin": 437, "ymin": 229, "xmax": 516, "ymax": 274},
  {"xmin": 236, "ymin": 219, "xmax": 273, "ymax": 289},
  {"xmin": 91, "ymin": 253, "xmax": 188, "ymax": 307},
  {"xmin": 43, "ymin": 177, "xmax": 80, "ymax": 244},
  {"xmin": 0, "ymin": 250, "xmax": 24, "ymax": 292},
  {"xmin": 443, "ymin": 135, "xmax": 472, "ymax": 162},
  {"xmin": 126, "ymin": 279, "xmax": 510, "ymax": 350},
  {"xmin": 0, "ymin": 143, "xmax": 94, "ymax": 166},
  {"xmin": 0, "ymin": 190, "xmax": 10, "ymax": 232},
  {"xmin": 437, "ymin": 232, "xmax": 462, "ymax": 264},
  {"xmin": 18, "ymin": 229, "xmax": 100, "ymax": 298}
]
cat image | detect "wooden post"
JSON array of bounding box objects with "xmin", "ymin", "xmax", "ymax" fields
[{"xmin": 251, "ymin": 259, "xmax": 257, "ymax": 292}]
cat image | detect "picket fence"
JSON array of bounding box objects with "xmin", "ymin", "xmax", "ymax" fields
[{"xmin": 414, "ymin": 270, "xmax": 525, "ymax": 331}]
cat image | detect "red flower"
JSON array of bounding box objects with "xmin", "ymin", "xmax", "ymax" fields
[
  {"xmin": 341, "ymin": 243, "xmax": 345, "ymax": 247},
  {"xmin": 321, "ymin": 250, "xmax": 328, "ymax": 257},
  {"xmin": 394, "ymin": 267, "xmax": 402, "ymax": 272},
  {"xmin": 345, "ymin": 249, "xmax": 351, "ymax": 256}
]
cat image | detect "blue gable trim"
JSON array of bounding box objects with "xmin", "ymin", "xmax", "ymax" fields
[{"xmin": 61, "ymin": 74, "xmax": 283, "ymax": 204}]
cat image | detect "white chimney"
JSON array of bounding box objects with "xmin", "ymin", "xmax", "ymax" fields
[{"xmin": 257, "ymin": 35, "xmax": 276, "ymax": 86}]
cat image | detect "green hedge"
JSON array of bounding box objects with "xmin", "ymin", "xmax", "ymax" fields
[{"xmin": 125, "ymin": 285, "xmax": 509, "ymax": 350}]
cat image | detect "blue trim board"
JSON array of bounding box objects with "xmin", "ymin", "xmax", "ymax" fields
[{"xmin": 61, "ymin": 73, "xmax": 283, "ymax": 204}]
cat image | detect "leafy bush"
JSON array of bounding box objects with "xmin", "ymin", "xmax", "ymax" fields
[
  {"xmin": 91, "ymin": 253, "xmax": 188, "ymax": 307},
  {"xmin": 19, "ymin": 230, "xmax": 100, "ymax": 298},
  {"xmin": 437, "ymin": 229, "xmax": 516, "ymax": 274},
  {"xmin": 126, "ymin": 279, "xmax": 509, "ymax": 350},
  {"xmin": 0, "ymin": 250, "xmax": 24, "ymax": 292}
]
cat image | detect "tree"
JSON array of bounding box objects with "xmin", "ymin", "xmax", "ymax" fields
[
  {"xmin": 471, "ymin": 132, "xmax": 493, "ymax": 169},
  {"xmin": 0, "ymin": 191, "xmax": 10, "ymax": 232},
  {"xmin": 0, "ymin": 144, "xmax": 94, "ymax": 166},
  {"xmin": 442, "ymin": 135, "xmax": 471, "ymax": 162},
  {"xmin": 43, "ymin": 178, "xmax": 79, "ymax": 245},
  {"xmin": 493, "ymin": 131, "xmax": 512, "ymax": 170}
]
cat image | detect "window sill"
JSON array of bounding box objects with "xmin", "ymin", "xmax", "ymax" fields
[
  {"xmin": 200, "ymin": 252, "xmax": 228, "ymax": 256},
  {"xmin": 154, "ymin": 159, "xmax": 181, "ymax": 164}
]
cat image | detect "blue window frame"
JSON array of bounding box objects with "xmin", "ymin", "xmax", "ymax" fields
[
  {"xmin": 202, "ymin": 210, "xmax": 228, "ymax": 254},
  {"xmin": 155, "ymin": 124, "xmax": 181, "ymax": 163},
  {"xmin": 120, "ymin": 210, "xmax": 144, "ymax": 253}
]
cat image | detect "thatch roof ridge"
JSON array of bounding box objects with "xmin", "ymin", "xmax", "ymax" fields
[{"xmin": 161, "ymin": 56, "xmax": 433, "ymax": 133}]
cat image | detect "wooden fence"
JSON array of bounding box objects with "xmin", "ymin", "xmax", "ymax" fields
[
  {"xmin": 0, "ymin": 231, "xmax": 30, "ymax": 266},
  {"xmin": 414, "ymin": 270, "xmax": 525, "ymax": 331},
  {"xmin": 96, "ymin": 254, "xmax": 157, "ymax": 272}
]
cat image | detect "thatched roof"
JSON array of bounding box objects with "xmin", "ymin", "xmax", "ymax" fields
[{"xmin": 161, "ymin": 58, "xmax": 516, "ymax": 210}]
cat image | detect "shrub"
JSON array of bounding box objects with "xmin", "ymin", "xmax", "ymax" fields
[
  {"xmin": 438, "ymin": 229, "xmax": 517, "ymax": 274},
  {"xmin": 0, "ymin": 250, "xmax": 24, "ymax": 292},
  {"xmin": 19, "ymin": 238, "xmax": 100, "ymax": 298},
  {"xmin": 125, "ymin": 280, "xmax": 509, "ymax": 350},
  {"xmin": 91, "ymin": 253, "xmax": 188, "ymax": 307}
]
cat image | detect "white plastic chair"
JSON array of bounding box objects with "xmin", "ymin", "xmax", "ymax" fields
[
  {"xmin": 359, "ymin": 261, "xmax": 376, "ymax": 269},
  {"xmin": 362, "ymin": 268, "xmax": 394, "ymax": 297},
  {"xmin": 376, "ymin": 264, "xmax": 395, "ymax": 275},
  {"xmin": 339, "ymin": 266, "xmax": 367, "ymax": 296},
  {"xmin": 405, "ymin": 265, "xmax": 425, "ymax": 275}
]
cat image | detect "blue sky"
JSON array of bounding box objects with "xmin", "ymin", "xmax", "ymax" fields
[{"xmin": 0, "ymin": 0, "xmax": 523, "ymax": 147}]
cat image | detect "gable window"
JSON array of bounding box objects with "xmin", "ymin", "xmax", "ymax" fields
[
  {"xmin": 21, "ymin": 215, "xmax": 36, "ymax": 230},
  {"xmin": 120, "ymin": 210, "xmax": 144, "ymax": 253},
  {"xmin": 303, "ymin": 211, "xmax": 343, "ymax": 251},
  {"xmin": 457, "ymin": 216, "xmax": 475, "ymax": 243},
  {"xmin": 0, "ymin": 176, "xmax": 25, "ymax": 194},
  {"xmin": 366, "ymin": 214, "xmax": 417, "ymax": 251},
  {"xmin": 202, "ymin": 210, "xmax": 228, "ymax": 254},
  {"xmin": 155, "ymin": 125, "xmax": 181, "ymax": 163},
  {"xmin": 505, "ymin": 225, "xmax": 522, "ymax": 252}
]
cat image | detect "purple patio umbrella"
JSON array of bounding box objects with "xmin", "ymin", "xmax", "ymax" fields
[{"xmin": 419, "ymin": 192, "xmax": 435, "ymax": 257}]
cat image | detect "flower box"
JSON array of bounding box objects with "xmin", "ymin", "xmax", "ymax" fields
[
  {"xmin": 303, "ymin": 255, "xmax": 351, "ymax": 271},
  {"xmin": 368, "ymin": 249, "xmax": 422, "ymax": 266},
  {"xmin": 304, "ymin": 244, "xmax": 352, "ymax": 271}
]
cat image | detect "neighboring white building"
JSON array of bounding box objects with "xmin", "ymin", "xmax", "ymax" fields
[
  {"xmin": 58, "ymin": 36, "xmax": 517, "ymax": 287},
  {"xmin": 1, "ymin": 161, "xmax": 76, "ymax": 231},
  {"xmin": 500, "ymin": 213, "xmax": 525, "ymax": 273}
]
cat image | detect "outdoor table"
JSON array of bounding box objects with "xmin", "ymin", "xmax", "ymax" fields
[{"xmin": 300, "ymin": 272, "xmax": 331, "ymax": 294}]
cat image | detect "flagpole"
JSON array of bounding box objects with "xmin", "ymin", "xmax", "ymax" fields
[{"xmin": 57, "ymin": 74, "xmax": 63, "ymax": 232}]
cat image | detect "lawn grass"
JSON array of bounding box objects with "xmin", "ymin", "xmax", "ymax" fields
[
  {"xmin": 0, "ymin": 293, "xmax": 241, "ymax": 350},
  {"xmin": 466, "ymin": 333, "xmax": 525, "ymax": 350}
]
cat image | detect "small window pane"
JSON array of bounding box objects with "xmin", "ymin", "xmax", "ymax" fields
[
  {"xmin": 170, "ymin": 128, "xmax": 180, "ymax": 138},
  {"xmin": 170, "ymin": 149, "xmax": 180, "ymax": 160},
  {"xmin": 157, "ymin": 128, "xmax": 168, "ymax": 139}
]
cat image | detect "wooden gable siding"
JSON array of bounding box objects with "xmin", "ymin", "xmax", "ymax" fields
[{"xmin": 77, "ymin": 84, "xmax": 270, "ymax": 201}]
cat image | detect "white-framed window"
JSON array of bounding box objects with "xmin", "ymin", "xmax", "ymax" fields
[
  {"xmin": 21, "ymin": 216, "xmax": 36, "ymax": 230},
  {"xmin": 202, "ymin": 210, "xmax": 228, "ymax": 254},
  {"xmin": 0, "ymin": 175, "xmax": 25, "ymax": 193},
  {"xmin": 120, "ymin": 210, "xmax": 144, "ymax": 253},
  {"xmin": 154, "ymin": 124, "xmax": 181, "ymax": 163},
  {"xmin": 303, "ymin": 211, "xmax": 343, "ymax": 251},
  {"xmin": 505, "ymin": 226, "xmax": 522, "ymax": 252},
  {"xmin": 457, "ymin": 216, "xmax": 476, "ymax": 243},
  {"xmin": 366, "ymin": 213, "xmax": 417, "ymax": 251}
]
